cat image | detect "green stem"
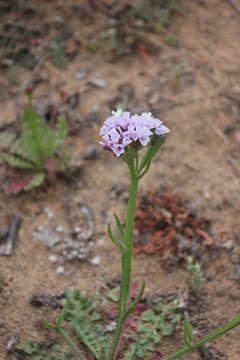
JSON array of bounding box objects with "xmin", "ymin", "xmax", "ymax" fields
[
  {"xmin": 58, "ymin": 327, "xmax": 84, "ymax": 359},
  {"xmin": 164, "ymin": 314, "xmax": 240, "ymax": 360},
  {"xmin": 122, "ymin": 161, "xmax": 138, "ymax": 312},
  {"xmin": 108, "ymin": 159, "xmax": 139, "ymax": 360}
]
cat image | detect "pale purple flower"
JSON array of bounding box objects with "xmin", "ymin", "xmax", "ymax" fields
[
  {"xmin": 99, "ymin": 110, "xmax": 169, "ymax": 157},
  {"xmin": 113, "ymin": 144, "xmax": 125, "ymax": 157},
  {"xmin": 155, "ymin": 124, "xmax": 170, "ymax": 136}
]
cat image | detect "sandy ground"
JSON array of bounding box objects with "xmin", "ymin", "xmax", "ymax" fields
[{"xmin": 0, "ymin": 0, "xmax": 240, "ymax": 359}]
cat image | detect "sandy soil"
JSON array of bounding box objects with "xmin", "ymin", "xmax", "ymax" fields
[{"xmin": 0, "ymin": 0, "xmax": 240, "ymax": 359}]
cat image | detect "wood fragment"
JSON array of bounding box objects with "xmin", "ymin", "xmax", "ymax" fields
[
  {"xmin": 228, "ymin": 156, "xmax": 240, "ymax": 177},
  {"xmin": 228, "ymin": 0, "xmax": 240, "ymax": 15},
  {"xmin": 6, "ymin": 329, "xmax": 20, "ymax": 353},
  {"xmin": 0, "ymin": 215, "xmax": 22, "ymax": 256}
]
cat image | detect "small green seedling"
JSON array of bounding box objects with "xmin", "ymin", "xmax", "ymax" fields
[
  {"xmin": 43, "ymin": 289, "xmax": 111, "ymax": 360},
  {"xmin": 46, "ymin": 39, "xmax": 67, "ymax": 69},
  {"xmin": 8, "ymin": 64, "xmax": 19, "ymax": 85},
  {"xmin": 18, "ymin": 341, "xmax": 73, "ymax": 360},
  {"xmin": 186, "ymin": 256, "xmax": 204, "ymax": 294},
  {"xmin": 1, "ymin": 92, "xmax": 69, "ymax": 191},
  {"xmin": 154, "ymin": 0, "xmax": 177, "ymax": 33},
  {"xmin": 45, "ymin": 26, "xmax": 73, "ymax": 69},
  {"xmin": 0, "ymin": 273, "xmax": 5, "ymax": 291},
  {"xmin": 165, "ymin": 35, "xmax": 177, "ymax": 47},
  {"xmin": 174, "ymin": 63, "xmax": 186, "ymax": 90},
  {"xmin": 125, "ymin": 300, "xmax": 181, "ymax": 359}
]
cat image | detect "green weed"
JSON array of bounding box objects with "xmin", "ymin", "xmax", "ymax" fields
[
  {"xmin": 19, "ymin": 341, "xmax": 73, "ymax": 360},
  {"xmin": 186, "ymin": 256, "xmax": 204, "ymax": 294},
  {"xmin": 125, "ymin": 300, "xmax": 181, "ymax": 359},
  {"xmin": 19, "ymin": 290, "xmax": 181, "ymax": 360},
  {"xmin": 0, "ymin": 273, "xmax": 5, "ymax": 291},
  {"xmin": 174, "ymin": 63, "xmax": 186, "ymax": 90},
  {"xmin": 1, "ymin": 93, "xmax": 68, "ymax": 191},
  {"xmin": 46, "ymin": 39, "xmax": 67, "ymax": 69}
]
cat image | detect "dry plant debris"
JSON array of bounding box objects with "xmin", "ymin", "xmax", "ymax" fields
[{"xmin": 134, "ymin": 190, "xmax": 214, "ymax": 261}]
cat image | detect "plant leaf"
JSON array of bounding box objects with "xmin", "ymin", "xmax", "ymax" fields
[
  {"xmin": 184, "ymin": 316, "xmax": 194, "ymax": 348},
  {"xmin": 141, "ymin": 309, "xmax": 156, "ymax": 323},
  {"xmin": 2, "ymin": 153, "xmax": 35, "ymax": 170},
  {"xmin": 24, "ymin": 173, "xmax": 45, "ymax": 191},
  {"xmin": 0, "ymin": 132, "xmax": 16, "ymax": 150},
  {"xmin": 108, "ymin": 224, "xmax": 126, "ymax": 253},
  {"xmin": 114, "ymin": 213, "xmax": 125, "ymax": 241},
  {"xmin": 3, "ymin": 176, "xmax": 34, "ymax": 194},
  {"xmin": 138, "ymin": 137, "xmax": 165, "ymax": 175}
]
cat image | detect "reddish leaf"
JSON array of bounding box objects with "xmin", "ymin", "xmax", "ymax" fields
[
  {"xmin": 135, "ymin": 302, "xmax": 148, "ymax": 316},
  {"xmin": 108, "ymin": 307, "xmax": 118, "ymax": 320},
  {"xmin": 137, "ymin": 43, "xmax": 149, "ymax": 61},
  {"xmin": 3, "ymin": 176, "xmax": 33, "ymax": 194},
  {"xmin": 45, "ymin": 159, "xmax": 59, "ymax": 182},
  {"xmin": 134, "ymin": 190, "xmax": 212, "ymax": 260},
  {"xmin": 196, "ymin": 228, "xmax": 213, "ymax": 246},
  {"xmin": 151, "ymin": 350, "xmax": 164, "ymax": 359}
]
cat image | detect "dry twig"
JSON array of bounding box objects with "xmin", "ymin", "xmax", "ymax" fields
[{"xmin": 228, "ymin": 0, "xmax": 240, "ymax": 15}]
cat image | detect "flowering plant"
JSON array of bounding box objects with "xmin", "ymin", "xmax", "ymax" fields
[
  {"xmin": 99, "ymin": 110, "xmax": 169, "ymax": 157},
  {"xmin": 99, "ymin": 110, "xmax": 240, "ymax": 360},
  {"xmin": 43, "ymin": 110, "xmax": 240, "ymax": 360}
]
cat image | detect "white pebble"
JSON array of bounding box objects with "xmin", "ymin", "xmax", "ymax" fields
[
  {"xmin": 49, "ymin": 254, "xmax": 58, "ymax": 263},
  {"xmin": 44, "ymin": 207, "xmax": 55, "ymax": 220},
  {"xmin": 74, "ymin": 226, "xmax": 81, "ymax": 234},
  {"xmin": 56, "ymin": 266, "xmax": 65, "ymax": 274},
  {"xmin": 90, "ymin": 255, "xmax": 101, "ymax": 266},
  {"xmin": 106, "ymin": 321, "xmax": 117, "ymax": 332},
  {"xmin": 97, "ymin": 239, "xmax": 104, "ymax": 246},
  {"xmin": 55, "ymin": 226, "xmax": 65, "ymax": 233}
]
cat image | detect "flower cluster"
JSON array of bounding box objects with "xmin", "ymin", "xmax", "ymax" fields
[{"xmin": 99, "ymin": 110, "xmax": 170, "ymax": 157}]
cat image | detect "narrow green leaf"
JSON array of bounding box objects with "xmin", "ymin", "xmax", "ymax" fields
[
  {"xmin": 138, "ymin": 137, "xmax": 165, "ymax": 175},
  {"xmin": 114, "ymin": 214, "xmax": 125, "ymax": 240},
  {"xmin": 0, "ymin": 132, "xmax": 16, "ymax": 150},
  {"xmin": 56, "ymin": 314, "xmax": 63, "ymax": 328},
  {"xmin": 2, "ymin": 154, "xmax": 35, "ymax": 170},
  {"xmin": 124, "ymin": 280, "xmax": 145, "ymax": 320},
  {"xmin": 43, "ymin": 319, "xmax": 57, "ymax": 330},
  {"xmin": 24, "ymin": 173, "xmax": 45, "ymax": 191},
  {"xmin": 164, "ymin": 314, "xmax": 240, "ymax": 360},
  {"xmin": 108, "ymin": 224, "xmax": 125, "ymax": 252},
  {"xmin": 184, "ymin": 316, "xmax": 194, "ymax": 348}
]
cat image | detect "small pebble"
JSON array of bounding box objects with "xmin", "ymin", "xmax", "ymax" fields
[
  {"xmin": 78, "ymin": 253, "xmax": 87, "ymax": 260},
  {"xmin": 89, "ymin": 78, "xmax": 108, "ymax": 89},
  {"xmin": 83, "ymin": 146, "xmax": 100, "ymax": 160},
  {"xmin": 44, "ymin": 207, "xmax": 55, "ymax": 220},
  {"xmin": 75, "ymin": 70, "xmax": 87, "ymax": 80},
  {"xmin": 90, "ymin": 255, "xmax": 101, "ymax": 265},
  {"xmin": 73, "ymin": 226, "xmax": 81, "ymax": 234},
  {"xmin": 97, "ymin": 239, "xmax": 104, "ymax": 246},
  {"xmin": 106, "ymin": 321, "xmax": 117, "ymax": 332},
  {"xmin": 70, "ymin": 250, "xmax": 78, "ymax": 257},
  {"xmin": 56, "ymin": 266, "xmax": 65, "ymax": 274},
  {"xmin": 221, "ymin": 240, "xmax": 234, "ymax": 251},
  {"xmin": 49, "ymin": 254, "xmax": 58, "ymax": 263},
  {"xmin": 55, "ymin": 226, "xmax": 65, "ymax": 233}
]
